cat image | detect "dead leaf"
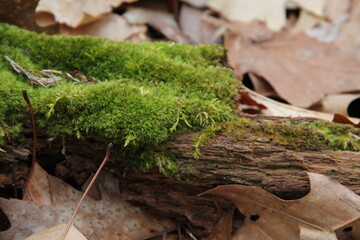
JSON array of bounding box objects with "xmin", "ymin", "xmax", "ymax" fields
[
  {"xmin": 310, "ymin": 94, "xmax": 360, "ymax": 116},
  {"xmin": 336, "ymin": 0, "xmax": 360, "ymax": 58},
  {"xmin": 239, "ymin": 91, "xmax": 267, "ymax": 114},
  {"xmin": 206, "ymin": 207, "xmax": 234, "ymax": 240},
  {"xmin": 180, "ymin": 0, "xmax": 209, "ymax": 8},
  {"xmin": 332, "ymin": 113, "xmax": 360, "ymax": 128},
  {"xmin": 124, "ymin": 7, "xmax": 191, "ymax": 43},
  {"xmin": 292, "ymin": 0, "xmax": 350, "ymax": 42},
  {"xmin": 207, "ymin": 0, "xmax": 327, "ymax": 31},
  {"xmin": 202, "ymin": 172, "xmax": 360, "ymax": 240},
  {"xmin": 23, "ymin": 161, "xmax": 52, "ymax": 205},
  {"xmin": 35, "ymin": 0, "xmax": 137, "ymax": 28},
  {"xmin": 60, "ymin": 13, "xmax": 148, "ymax": 42},
  {"xmin": 248, "ymin": 73, "xmax": 277, "ymax": 97},
  {"xmin": 227, "ymin": 21, "xmax": 273, "ymax": 43},
  {"xmin": 0, "ymin": 163, "xmax": 175, "ymax": 240},
  {"xmin": 225, "ymin": 32, "xmax": 360, "ymax": 108},
  {"xmin": 240, "ymin": 87, "xmax": 360, "ymax": 122},
  {"xmin": 326, "ymin": 0, "xmax": 351, "ymax": 21},
  {"xmin": 179, "ymin": 5, "xmax": 223, "ymax": 44},
  {"xmin": 25, "ymin": 223, "xmax": 86, "ymax": 240}
]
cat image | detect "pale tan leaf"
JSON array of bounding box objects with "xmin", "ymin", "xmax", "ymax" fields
[
  {"xmin": 180, "ymin": 0, "xmax": 209, "ymax": 8},
  {"xmin": 207, "ymin": 0, "xmax": 287, "ymax": 31},
  {"xmin": 124, "ymin": 7, "xmax": 191, "ymax": 43},
  {"xmin": 207, "ymin": 0, "xmax": 326, "ymax": 32},
  {"xmin": 299, "ymin": 225, "xmax": 337, "ymax": 240},
  {"xmin": 35, "ymin": 0, "xmax": 137, "ymax": 28},
  {"xmin": 310, "ymin": 94, "xmax": 360, "ymax": 116},
  {"xmin": 179, "ymin": 5, "xmax": 223, "ymax": 44},
  {"xmin": 292, "ymin": 11, "xmax": 320, "ymax": 34},
  {"xmin": 202, "ymin": 172, "xmax": 360, "ymax": 240},
  {"xmin": 60, "ymin": 13, "xmax": 148, "ymax": 42},
  {"xmin": 336, "ymin": 0, "xmax": 360, "ymax": 58},
  {"xmin": 25, "ymin": 223, "xmax": 86, "ymax": 240},
  {"xmin": 325, "ymin": 0, "xmax": 351, "ymax": 21}
]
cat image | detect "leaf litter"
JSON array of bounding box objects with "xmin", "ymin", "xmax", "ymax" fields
[
  {"xmin": 202, "ymin": 172, "xmax": 360, "ymax": 240},
  {"xmin": 0, "ymin": 162, "xmax": 175, "ymax": 239}
]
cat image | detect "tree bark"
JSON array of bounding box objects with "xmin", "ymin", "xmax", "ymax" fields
[{"xmin": 1, "ymin": 118, "xmax": 360, "ymax": 237}]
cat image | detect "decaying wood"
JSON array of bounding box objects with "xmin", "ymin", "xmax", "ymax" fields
[{"xmin": 1, "ymin": 117, "xmax": 360, "ymax": 236}]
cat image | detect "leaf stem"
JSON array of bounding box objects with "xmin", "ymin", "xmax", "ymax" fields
[
  {"xmin": 60, "ymin": 143, "xmax": 113, "ymax": 240},
  {"xmin": 22, "ymin": 89, "xmax": 36, "ymax": 168}
]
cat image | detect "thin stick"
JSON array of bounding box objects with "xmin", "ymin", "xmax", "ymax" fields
[
  {"xmin": 60, "ymin": 143, "xmax": 113, "ymax": 240},
  {"xmin": 22, "ymin": 90, "xmax": 36, "ymax": 169}
]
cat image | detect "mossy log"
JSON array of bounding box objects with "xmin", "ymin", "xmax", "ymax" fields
[
  {"xmin": 1, "ymin": 24, "xmax": 360, "ymax": 237},
  {"xmin": 2, "ymin": 116, "xmax": 359, "ymax": 237}
]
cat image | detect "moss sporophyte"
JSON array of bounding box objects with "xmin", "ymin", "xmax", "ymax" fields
[{"xmin": 0, "ymin": 24, "xmax": 359, "ymax": 174}]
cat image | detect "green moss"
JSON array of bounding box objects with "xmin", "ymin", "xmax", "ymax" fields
[
  {"xmin": 193, "ymin": 119, "xmax": 360, "ymax": 156},
  {"xmin": 0, "ymin": 23, "xmax": 240, "ymax": 149},
  {"xmin": 1, "ymin": 24, "xmax": 358, "ymax": 175},
  {"xmin": 127, "ymin": 150, "xmax": 182, "ymax": 178}
]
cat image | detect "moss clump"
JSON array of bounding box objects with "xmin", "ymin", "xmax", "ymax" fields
[
  {"xmin": 193, "ymin": 119, "xmax": 360, "ymax": 157},
  {"xmin": 0, "ymin": 23, "xmax": 240, "ymax": 147},
  {"xmin": 127, "ymin": 150, "xmax": 181, "ymax": 178}
]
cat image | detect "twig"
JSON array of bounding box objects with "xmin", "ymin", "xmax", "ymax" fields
[
  {"xmin": 22, "ymin": 90, "xmax": 36, "ymax": 169},
  {"xmin": 177, "ymin": 224, "xmax": 183, "ymax": 240},
  {"xmin": 60, "ymin": 143, "xmax": 113, "ymax": 240},
  {"xmin": 65, "ymin": 73, "xmax": 81, "ymax": 82},
  {"xmin": 162, "ymin": 229, "xmax": 167, "ymax": 240},
  {"xmin": 5, "ymin": 56, "xmax": 61, "ymax": 87},
  {"xmin": 184, "ymin": 228, "xmax": 197, "ymax": 240}
]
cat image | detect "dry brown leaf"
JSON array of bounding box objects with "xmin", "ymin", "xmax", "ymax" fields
[
  {"xmin": 25, "ymin": 223, "xmax": 86, "ymax": 240},
  {"xmin": 202, "ymin": 172, "xmax": 360, "ymax": 240},
  {"xmin": 248, "ymin": 73, "xmax": 277, "ymax": 97},
  {"xmin": 207, "ymin": 0, "xmax": 327, "ymax": 31},
  {"xmin": 239, "ymin": 91, "xmax": 267, "ymax": 114},
  {"xmin": 241, "ymin": 87, "xmax": 360, "ymax": 122},
  {"xmin": 23, "ymin": 161, "xmax": 52, "ymax": 205},
  {"xmin": 206, "ymin": 207, "xmax": 234, "ymax": 240},
  {"xmin": 226, "ymin": 32, "xmax": 360, "ymax": 108},
  {"xmin": 0, "ymin": 163, "xmax": 174, "ymax": 240},
  {"xmin": 332, "ymin": 113, "xmax": 360, "ymax": 128},
  {"xmin": 179, "ymin": 5, "xmax": 223, "ymax": 44},
  {"xmin": 35, "ymin": 0, "xmax": 137, "ymax": 28},
  {"xmin": 60, "ymin": 13, "xmax": 148, "ymax": 42},
  {"xmin": 124, "ymin": 7, "xmax": 191, "ymax": 43}
]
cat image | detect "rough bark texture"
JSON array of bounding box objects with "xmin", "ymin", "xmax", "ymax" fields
[{"xmin": 1, "ymin": 120, "xmax": 360, "ymax": 237}]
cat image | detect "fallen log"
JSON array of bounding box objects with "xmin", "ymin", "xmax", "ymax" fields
[{"xmin": 2, "ymin": 116, "xmax": 359, "ymax": 237}]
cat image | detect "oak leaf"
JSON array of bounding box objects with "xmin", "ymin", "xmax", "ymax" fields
[
  {"xmin": 225, "ymin": 32, "xmax": 360, "ymax": 108},
  {"xmin": 203, "ymin": 172, "xmax": 360, "ymax": 239},
  {"xmin": 0, "ymin": 163, "xmax": 174, "ymax": 240}
]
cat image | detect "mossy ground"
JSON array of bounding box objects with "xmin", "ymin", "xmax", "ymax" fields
[
  {"xmin": 0, "ymin": 24, "xmax": 359, "ymax": 176},
  {"xmin": 0, "ymin": 23, "xmax": 239, "ymax": 148}
]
